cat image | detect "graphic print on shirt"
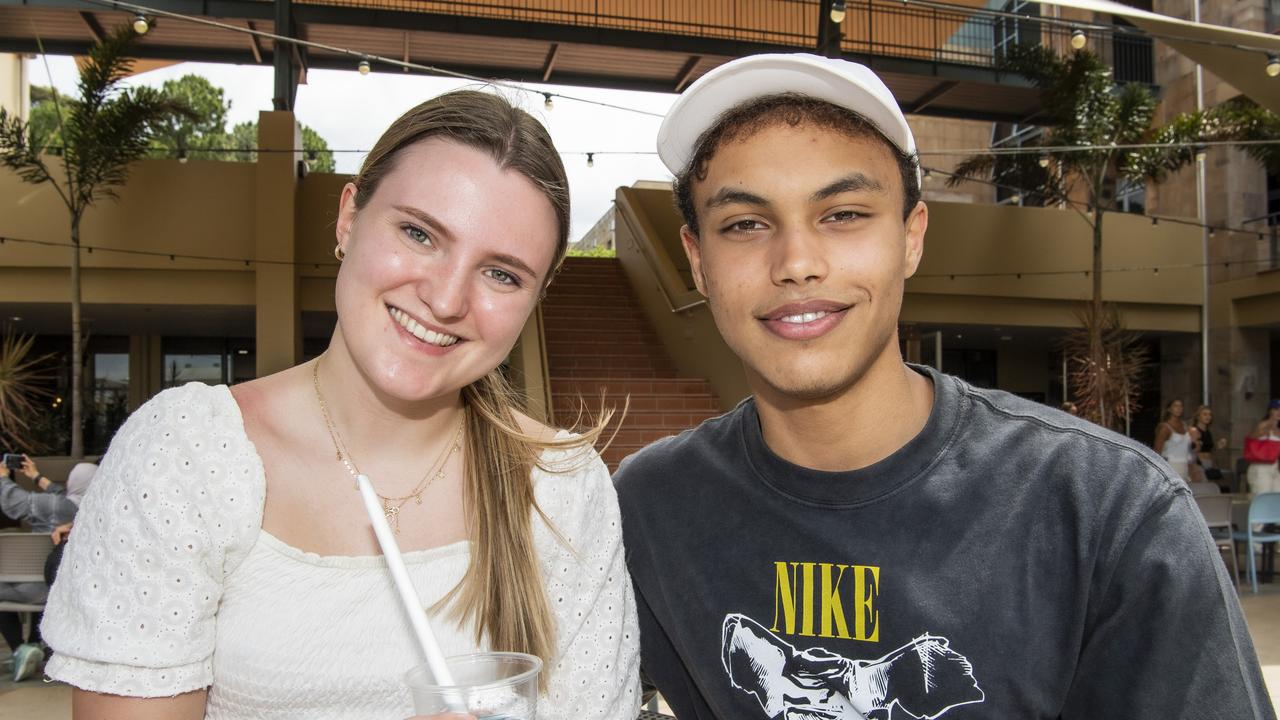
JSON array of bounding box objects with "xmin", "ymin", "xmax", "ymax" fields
[{"xmin": 720, "ymin": 561, "xmax": 985, "ymax": 719}]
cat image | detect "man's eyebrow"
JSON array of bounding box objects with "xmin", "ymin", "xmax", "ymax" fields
[
  {"xmin": 393, "ymin": 205, "xmax": 454, "ymax": 240},
  {"xmin": 704, "ymin": 188, "xmax": 770, "ymax": 210},
  {"xmin": 810, "ymin": 173, "xmax": 886, "ymax": 202}
]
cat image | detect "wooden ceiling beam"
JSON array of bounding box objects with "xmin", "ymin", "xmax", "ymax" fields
[{"xmin": 541, "ymin": 43, "xmax": 560, "ymax": 82}]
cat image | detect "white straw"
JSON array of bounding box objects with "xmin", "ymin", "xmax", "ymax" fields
[{"xmin": 356, "ymin": 474, "xmax": 467, "ymax": 713}]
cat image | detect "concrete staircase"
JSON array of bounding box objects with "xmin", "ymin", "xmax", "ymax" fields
[{"xmin": 544, "ymin": 257, "xmax": 722, "ymax": 468}]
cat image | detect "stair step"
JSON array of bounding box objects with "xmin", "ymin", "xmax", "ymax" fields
[
  {"xmin": 561, "ymin": 258, "xmax": 623, "ymax": 269},
  {"xmin": 546, "ymin": 342, "xmax": 669, "ymax": 358},
  {"xmin": 542, "ymin": 317, "xmax": 650, "ymax": 331},
  {"xmin": 605, "ymin": 427, "xmax": 684, "ymax": 446},
  {"xmin": 551, "ymin": 392, "xmax": 720, "ymax": 412},
  {"xmin": 586, "ymin": 409, "xmax": 722, "ymax": 429},
  {"xmin": 546, "ymin": 329, "xmax": 659, "ymax": 344},
  {"xmin": 599, "ymin": 445, "xmax": 645, "ymax": 470},
  {"xmin": 547, "ymin": 357, "xmax": 674, "ymax": 371},
  {"xmin": 551, "ymin": 377, "xmax": 713, "ymax": 395},
  {"xmin": 546, "ymin": 282, "xmax": 634, "ymax": 296},
  {"xmin": 547, "ymin": 367, "xmax": 680, "ymax": 379}
]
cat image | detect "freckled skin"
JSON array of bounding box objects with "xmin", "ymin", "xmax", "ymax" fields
[
  {"xmin": 681, "ymin": 124, "xmax": 928, "ymax": 404},
  {"xmin": 330, "ymin": 138, "xmax": 560, "ymax": 404}
]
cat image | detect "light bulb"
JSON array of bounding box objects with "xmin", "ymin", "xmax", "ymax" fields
[
  {"xmin": 1195, "ymin": 147, "xmax": 1207, "ymax": 163},
  {"xmin": 1070, "ymin": 28, "xmax": 1087, "ymax": 50},
  {"xmin": 922, "ymin": 169, "xmax": 932, "ymax": 184},
  {"xmin": 1267, "ymin": 54, "xmax": 1280, "ymax": 77},
  {"xmin": 132, "ymin": 14, "xmax": 149, "ymax": 34},
  {"xmin": 358, "ymin": 60, "xmax": 371, "ymax": 75},
  {"xmin": 830, "ymin": 0, "xmax": 846, "ymax": 23},
  {"xmin": 1010, "ymin": 193, "xmax": 1022, "ymax": 204},
  {"xmin": 586, "ymin": 153, "xmax": 595, "ymax": 168},
  {"xmin": 543, "ymin": 93, "xmax": 554, "ymax": 110},
  {"xmin": 1038, "ymin": 152, "xmax": 1050, "ymax": 168},
  {"xmin": 177, "ymin": 149, "xmax": 188, "ymax": 164}
]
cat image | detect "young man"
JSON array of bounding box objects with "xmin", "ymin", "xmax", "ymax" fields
[{"xmin": 614, "ymin": 53, "xmax": 1273, "ymax": 719}]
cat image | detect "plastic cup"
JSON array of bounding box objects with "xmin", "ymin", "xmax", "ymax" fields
[{"xmin": 406, "ymin": 651, "xmax": 541, "ymax": 718}]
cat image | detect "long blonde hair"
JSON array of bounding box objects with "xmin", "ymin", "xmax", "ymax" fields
[{"xmin": 352, "ymin": 90, "xmax": 611, "ymax": 679}]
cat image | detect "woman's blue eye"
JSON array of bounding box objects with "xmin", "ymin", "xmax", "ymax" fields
[
  {"xmin": 486, "ymin": 268, "xmax": 521, "ymax": 287},
  {"xmin": 403, "ymin": 225, "xmax": 431, "ymax": 245}
]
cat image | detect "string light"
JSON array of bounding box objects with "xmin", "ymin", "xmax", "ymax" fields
[
  {"xmin": 1268, "ymin": 54, "xmax": 1280, "ymax": 77},
  {"xmin": 177, "ymin": 148, "xmax": 188, "ymax": 163},
  {"xmin": 543, "ymin": 93, "xmax": 554, "ymax": 110},
  {"xmin": 357, "ymin": 59, "xmax": 371, "ymax": 75},
  {"xmin": 132, "ymin": 14, "xmax": 149, "ymax": 34},
  {"xmin": 77, "ymin": 0, "xmax": 1280, "ymax": 124},
  {"xmin": 586, "ymin": 152, "xmax": 595, "ymax": 168},
  {"xmin": 922, "ymin": 169, "xmax": 933, "ymax": 184},
  {"xmin": 1195, "ymin": 145, "xmax": 1207, "ymax": 162},
  {"xmin": 1038, "ymin": 152, "xmax": 1050, "ymax": 168},
  {"xmin": 830, "ymin": 0, "xmax": 847, "ymax": 23}
]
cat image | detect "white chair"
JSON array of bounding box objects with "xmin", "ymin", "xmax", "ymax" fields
[
  {"xmin": 0, "ymin": 532, "xmax": 54, "ymax": 638},
  {"xmin": 1189, "ymin": 482, "xmax": 1221, "ymax": 496},
  {"xmin": 1194, "ymin": 494, "xmax": 1240, "ymax": 587}
]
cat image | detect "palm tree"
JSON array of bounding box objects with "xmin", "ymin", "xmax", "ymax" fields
[
  {"xmin": 947, "ymin": 44, "xmax": 1278, "ymax": 430},
  {"xmin": 0, "ymin": 25, "xmax": 193, "ymax": 457}
]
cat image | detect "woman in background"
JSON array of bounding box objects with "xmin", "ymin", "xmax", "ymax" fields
[
  {"xmin": 1246, "ymin": 400, "xmax": 1280, "ymax": 495},
  {"xmin": 1154, "ymin": 399, "xmax": 1198, "ymax": 482}
]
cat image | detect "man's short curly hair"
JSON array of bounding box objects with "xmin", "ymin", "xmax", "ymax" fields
[{"xmin": 672, "ymin": 93, "xmax": 921, "ymax": 238}]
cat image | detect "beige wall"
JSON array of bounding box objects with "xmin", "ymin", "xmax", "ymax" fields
[{"xmin": 910, "ymin": 115, "xmax": 996, "ymax": 206}]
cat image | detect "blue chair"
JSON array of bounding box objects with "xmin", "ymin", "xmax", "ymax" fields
[{"xmin": 1232, "ymin": 493, "xmax": 1280, "ymax": 594}]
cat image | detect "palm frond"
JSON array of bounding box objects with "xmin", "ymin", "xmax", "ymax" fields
[
  {"xmin": 944, "ymin": 153, "xmax": 997, "ymax": 189},
  {"xmin": 1061, "ymin": 305, "xmax": 1149, "ymax": 431},
  {"xmin": 0, "ymin": 108, "xmax": 55, "ymax": 186},
  {"xmin": 0, "ymin": 330, "xmax": 56, "ymax": 453}
]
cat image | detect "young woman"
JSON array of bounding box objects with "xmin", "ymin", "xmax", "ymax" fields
[
  {"xmin": 40, "ymin": 91, "xmax": 640, "ymax": 720},
  {"xmin": 1247, "ymin": 400, "xmax": 1280, "ymax": 495},
  {"xmin": 1153, "ymin": 399, "xmax": 1198, "ymax": 482},
  {"xmin": 1190, "ymin": 405, "xmax": 1227, "ymax": 483}
]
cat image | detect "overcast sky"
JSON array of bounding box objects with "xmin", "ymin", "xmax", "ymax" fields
[{"xmin": 32, "ymin": 55, "xmax": 677, "ymax": 241}]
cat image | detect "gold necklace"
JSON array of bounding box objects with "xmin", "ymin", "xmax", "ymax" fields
[{"xmin": 312, "ymin": 361, "xmax": 464, "ymax": 535}]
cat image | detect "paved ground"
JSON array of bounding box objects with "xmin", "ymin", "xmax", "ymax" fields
[{"xmin": 4, "ymin": 583, "xmax": 1280, "ymax": 718}]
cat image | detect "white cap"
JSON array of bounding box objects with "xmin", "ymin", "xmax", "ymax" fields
[{"xmin": 657, "ymin": 53, "xmax": 919, "ymax": 187}]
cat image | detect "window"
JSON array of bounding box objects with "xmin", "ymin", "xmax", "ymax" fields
[
  {"xmin": 1116, "ymin": 177, "xmax": 1146, "ymax": 215},
  {"xmin": 991, "ymin": 123, "xmax": 1043, "ymax": 206},
  {"xmin": 1111, "ymin": 18, "xmax": 1153, "ymax": 86},
  {"xmin": 88, "ymin": 352, "xmax": 129, "ymax": 454},
  {"xmin": 994, "ymin": 0, "xmax": 1040, "ymax": 61},
  {"xmin": 163, "ymin": 353, "xmax": 225, "ymax": 388}
]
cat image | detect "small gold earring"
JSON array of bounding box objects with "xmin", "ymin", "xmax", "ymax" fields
[{"xmin": 334, "ymin": 246, "xmax": 345, "ymax": 262}]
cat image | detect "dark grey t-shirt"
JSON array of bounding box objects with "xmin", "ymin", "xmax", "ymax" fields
[{"xmin": 614, "ymin": 367, "xmax": 1273, "ymax": 720}]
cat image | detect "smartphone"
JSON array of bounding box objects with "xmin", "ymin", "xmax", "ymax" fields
[{"xmin": 2, "ymin": 454, "xmax": 24, "ymax": 471}]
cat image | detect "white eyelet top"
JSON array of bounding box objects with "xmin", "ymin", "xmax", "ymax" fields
[{"xmin": 40, "ymin": 382, "xmax": 640, "ymax": 720}]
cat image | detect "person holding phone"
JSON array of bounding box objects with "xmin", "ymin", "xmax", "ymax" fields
[
  {"xmin": 40, "ymin": 90, "xmax": 639, "ymax": 720},
  {"xmin": 0, "ymin": 458, "xmax": 96, "ymax": 680}
]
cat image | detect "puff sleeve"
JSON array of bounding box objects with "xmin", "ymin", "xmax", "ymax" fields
[
  {"xmin": 532, "ymin": 443, "xmax": 641, "ymax": 720},
  {"xmin": 40, "ymin": 383, "xmax": 265, "ymax": 697}
]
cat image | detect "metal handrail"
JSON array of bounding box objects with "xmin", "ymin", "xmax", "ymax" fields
[
  {"xmin": 299, "ymin": 0, "xmax": 1151, "ymax": 80},
  {"xmin": 614, "ymin": 193, "xmax": 706, "ymax": 315}
]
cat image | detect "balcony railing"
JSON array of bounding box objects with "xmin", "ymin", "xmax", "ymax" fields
[{"xmin": 296, "ymin": 0, "xmax": 1154, "ymax": 83}]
